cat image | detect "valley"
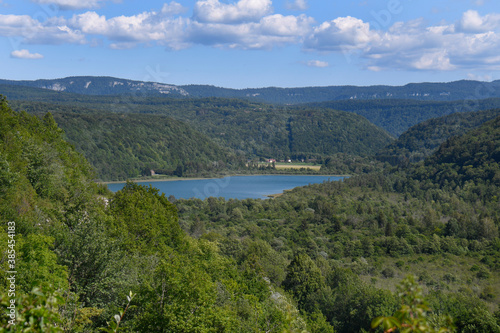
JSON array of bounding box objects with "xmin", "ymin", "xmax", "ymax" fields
[{"xmin": 0, "ymin": 77, "xmax": 499, "ymax": 332}]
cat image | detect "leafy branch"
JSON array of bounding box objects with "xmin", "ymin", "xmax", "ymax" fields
[
  {"xmin": 101, "ymin": 291, "xmax": 135, "ymax": 333},
  {"xmin": 371, "ymin": 275, "xmax": 455, "ymax": 333}
]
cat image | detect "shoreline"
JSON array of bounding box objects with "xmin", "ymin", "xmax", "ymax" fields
[{"xmin": 98, "ymin": 173, "xmax": 350, "ymax": 185}]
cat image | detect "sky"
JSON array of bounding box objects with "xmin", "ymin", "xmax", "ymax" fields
[{"xmin": 1, "ymin": 0, "xmax": 500, "ymax": 88}]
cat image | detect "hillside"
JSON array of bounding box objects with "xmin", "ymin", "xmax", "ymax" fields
[
  {"xmin": 51, "ymin": 112, "xmax": 238, "ymax": 181},
  {"xmin": 9, "ymin": 101, "xmax": 239, "ymax": 181},
  {"xmin": 3, "ymin": 76, "xmax": 500, "ymax": 103},
  {"xmin": 0, "ymin": 95, "xmax": 313, "ymax": 332},
  {"xmin": 9, "ymin": 99, "xmax": 394, "ymax": 170},
  {"xmin": 377, "ymin": 109, "xmax": 500, "ymax": 165},
  {"xmin": 167, "ymin": 103, "xmax": 394, "ymax": 159},
  {"xmin": 304, "ymin": 99, "xmax": 500, "ymax": 137},
  {"xmin": 0, "ymin": 76, "xmax": 189, "ymax": 96},
  {"xmin": 415, "ymin": 114, "xmax": 500, "ymax": 188}
]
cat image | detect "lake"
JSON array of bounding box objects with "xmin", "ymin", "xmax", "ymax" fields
[{"xmin": 106, "ymin": 175, "xmax": 345, "ymax": 200}]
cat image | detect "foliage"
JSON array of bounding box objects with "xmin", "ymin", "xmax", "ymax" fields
[
  {"xmin": 15, "ymin": 234, "xmax": 69, "ymax": 293},
  {"xmin": 49, "ymin": 112, "xmax": 237, "ymax": 181},
  {"xmin": 101, "ymin": 291, "xmax": 135, "ymax": 333},
  {"xmin": 282, "ymin": 253, "xmax": 324, "ymax": 307},
  {"xmin": 109, "ymin": 181, "xmax": 185, "ymax": 253},
  {"xmin": 377, "ymin": 109, "xmax": 500, "ymax": 165},
  {"xmin": 0, "ymin": 95, "xmax": 310, "ymax": 332},
  {"xmin": 371, "ymin": 275, "xmax": 455, "ymax": 333},
  {"xmin": 0, "ymin": 287, "xmax": 65, "ymax": 333},
  {"xmin": 306, "ymin": 99, "xmax": 500, "ymax": 137}
]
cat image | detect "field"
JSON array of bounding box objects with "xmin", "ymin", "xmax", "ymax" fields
[
  {"xmin": 260, "ymin": 162, "xmax": 322, "ymax": 171},
  {"xmin": 275, "ymin": 164, "xmax": 321, "ymax": 171}
]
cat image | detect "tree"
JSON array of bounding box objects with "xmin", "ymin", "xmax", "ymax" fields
[
  {"xmin": 282, "ymin": 253, "xmax": 324, "ymax": 307},
  {"xmin": 109, "ymin": 181, "xmax": 185, "ymax": 253}
]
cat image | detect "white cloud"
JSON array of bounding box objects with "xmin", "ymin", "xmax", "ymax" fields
[
  {"xmin": 30, "ymin": 0, "xmax": 114, "ymax": 10},
  {"xmin": 457, "ymin": 10, "xmax": 500, "ymax": 32},
  {"xmin": 63, "ymin": 0, "xmax": 314, "ymax": 50},
  {"xmin": 3, "ymin": 4, "xmax": 500, "ymax": 73},
  {"xmin": 369, "ymin": 19, "xmax": 500, "ymax": 71},
  {"xmin": 260, "ymin": 14, "xmax": 313, "ymax": 36},
  {"xmin": 161, "ymin": 1, "xmax": 187, "ymax": 16},
  {"xmin": 304, "ymin": 16, "xmax": 379, "ymax": 52},
  {"xmin": 367, "ymin": 66, "xmax": 382, "ymax": 72},
  {"xmin": 64, "ymin": 2, "xmax": 310, "ymax": 50},
  {"xmin": 188, "ymin": 13, "xmax": 313, "ymax": 49},
  {"xmin": 302, "ymin": 11, "xmax": 500, "ymax": 72},
  {"xmin": 0, "ymin": 14, "xmax": 85, "ymax": 44},
  {"xmin": 412, "ymin": 50, "xmax": 455, "ymax": 70},
  {"xmin": 193, "ymin": 0, "xmax": 272, "ymax": 23},
  {"xmin": 286, "ymin": 0, "xmax": 308, "ymax": 11},
  {"xmin": 306, "ymin": 60, "xmax": 328, "ymax": 67},
  {"xmin": 10, "ymin": 49, "xmax": 43, "ymax": 59},
  {"xmin": 69, "ymin": 9, "xmax": 190, "ymax": 49}
]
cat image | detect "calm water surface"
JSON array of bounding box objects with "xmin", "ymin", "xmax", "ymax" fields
[{"xmin": 106, "ymin": 175, "xmax": 345, "ymax": 200}]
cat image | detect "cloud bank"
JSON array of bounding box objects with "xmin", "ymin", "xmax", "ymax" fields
[{"xmin": 2, "ymin": 1, "xmax": 500, "ymax": 72}]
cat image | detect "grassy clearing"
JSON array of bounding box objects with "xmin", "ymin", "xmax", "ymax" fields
[
  {"xmin": 357, "ymin": 253, "xmax": 500, "ymax": 311},
  {"xmin": 274, "ymin": 163, "xmax": 322, "ymax": 171}
]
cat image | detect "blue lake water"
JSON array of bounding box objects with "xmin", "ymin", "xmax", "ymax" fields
[{"xmin": 106, "ymin": 175, "xmax": 345, "ymax": 200}]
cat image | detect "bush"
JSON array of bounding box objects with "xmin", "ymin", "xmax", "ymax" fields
[
  {"xmin": 395, "ymin": 260, "xmax": 405, "ymax": 268},
  {"xmin": 381, "ymin": 267, "xmax": 395, "ymax": 278}
]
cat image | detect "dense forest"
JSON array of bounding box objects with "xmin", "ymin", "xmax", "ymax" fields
[
  {"xmin": 1, "ymin": 90, "xmax": 500, "ymax": 333},
  {"xmin": 45, "ymin": 112, "xmax": 240, "ymax": 181},
  {"xmin": 377, "ymin": 109, "xmax": 500, "ymax": 165},
  {"xmin": 7, "ymin": 99, "xmax": 393, "ymax": 180},
  {"xmin": 304, "ymin": 99, "xmax": 500, "ymax": 137}
]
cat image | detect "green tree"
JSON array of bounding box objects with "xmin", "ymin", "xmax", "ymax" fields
[
  {"xmin": 282, "ymin": 253, "xmax": 324, "ymax": 307},
  {"xmin": 109, "ymin": 181, "xmax": 185, "ymax": 253},
  {"xmin": 15, "ymin": 234, "xmax": 68, "ymax": 293}
]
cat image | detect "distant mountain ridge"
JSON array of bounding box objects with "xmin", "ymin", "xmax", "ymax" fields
[
  {"xmin": 2, "ymin": 76, "xmax": 500, "ymax": 103},
  {"xmin": 0, "ymin": 76, "xmax": 189, "ymax": 97}
]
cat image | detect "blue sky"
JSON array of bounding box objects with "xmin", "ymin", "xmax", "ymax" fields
[{"xmin": 1, "ymin": 0, "xmax": 499, "ymax": 88}]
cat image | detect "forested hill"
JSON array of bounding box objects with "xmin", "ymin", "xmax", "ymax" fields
[
  {"xmin": 0, "ymin": 76, "xmax": 189, "ymax": 96},
  {"xmin": 416, "ymin": 114, "xmax": 500, "ymax": 188},
  {"xmin": 376, "ymin": 109, "xmax": 500, "ymax": 165},
  {"xmin": 7, "ymin": 101, "xmax": 241, "ymax": 181},
  {"xmin": 303, "ymin": 98, "xmax": 500, "ymax": 137},
  {"xmin": 186, "ymin": 80, "xmax": 500, "ymax": 103},
  {"xmin": 3, "ymin": 76, "xmax": 500, "ymax": 103},
  {"xmin": 49, "ymin": 112, "xmax": 239, "ymax": 181},
  {"xmin": 4, "ymin": 83, "xmax": 500, "ymax": 138},
  {"xmin": 10, "ymin": 100, "xmax": 394, "ymax": 174}
]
